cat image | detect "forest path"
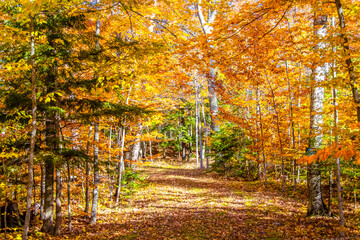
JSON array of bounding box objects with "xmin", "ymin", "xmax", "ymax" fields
[{"xmin": 67, "ymin": 162, "xmax": 352, "ymax": 239}]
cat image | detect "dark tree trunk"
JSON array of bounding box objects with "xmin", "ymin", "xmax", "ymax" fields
[
  {"xmin": 335, "ymin": 0, "xmax": 360, "ymax": 122},
  {"xmin": 22, "ymin": 16, "xmax": 37, "ymax": 240},
  {"xmin": 42, "ymin": 150, "xmax": 55, "ymax": 234},
  {"xmin": 85, "ymin": 125, "xmax": 92, "ymax": 213},
  {"xmin": 41, "ymin": 17, "xmax": 60, "ymax": 233}
]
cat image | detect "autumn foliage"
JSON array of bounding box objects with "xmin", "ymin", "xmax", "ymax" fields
[{"xmin": 0, "ymin": 0, "xmax": 360, "ymax": 239}]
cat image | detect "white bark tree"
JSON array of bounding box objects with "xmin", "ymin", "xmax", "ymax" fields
[
  {"xmin": 307, "ymin": 13, "xmax": 328, "ymax": 216},
  {"xmin": 196, "ymin": 0, "xmax": 219, "ymax": 133}
]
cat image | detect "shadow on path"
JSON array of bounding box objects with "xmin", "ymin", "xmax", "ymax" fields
[{"xmin": 62, "ymin": 164, "xmax": 356, "ymax": 240}]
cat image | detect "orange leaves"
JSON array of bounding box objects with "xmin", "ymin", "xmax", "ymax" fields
[{"xmin": 298, "ymin": 143, "xmax": 359, "ymax": 164}]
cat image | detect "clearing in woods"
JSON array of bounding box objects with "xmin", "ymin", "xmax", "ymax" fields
[{"xmin": 59, "ymin": 162, "xmax": 359, "ymax": 239}]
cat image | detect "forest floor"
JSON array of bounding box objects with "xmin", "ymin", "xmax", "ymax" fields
[{"xmin": 26, "ymin": 161, "xmax": 360, "ymax": 239}]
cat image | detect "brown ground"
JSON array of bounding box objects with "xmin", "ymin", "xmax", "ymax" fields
[{"xmin": 16, "ymin": 162, "xmax": 360, "ymax": 239}]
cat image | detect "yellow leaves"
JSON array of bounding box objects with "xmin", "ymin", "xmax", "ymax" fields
[
  {"xmin": 6, "ymin": 65, "xmax": 13, "ymax": 71},
  {"xmin": 38, "ymin": 91, "xmax": 64, "ymax": 103},
  {"xmin": 3, "ymin": 60, "xmax": 31, "ymax": 76},
  {"xmin": 0, "ymin": 151, "xmax": 22, "ymax": 159},
  {"xmin": 54, "ymin": 39, "xmax": 65, "ymax": 45}
]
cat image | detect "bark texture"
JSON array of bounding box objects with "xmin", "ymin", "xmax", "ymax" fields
[
  {"xmin": 307, "ymin": 13, "xmax": 328, "ymax": 217},
  {"xmin": 54, "ymin": 169, "xmax": 62, "ymax": 235}
]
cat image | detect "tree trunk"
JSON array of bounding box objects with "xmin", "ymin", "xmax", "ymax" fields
[
  {"xmin": 181, "ymin": 112, "xmax": 187, "ymax": 162},
  {"xmin": 116, "ymin": 127, "xmax": 123, "ymax": 205},
  {"xmin": 42, "ymin": 14, "xmax": 60, "ymax": 233},
  {"xmin": 67, "ymin": 162, "xmax": 72, "ymax": 231},
  {"xmin": 201, "ymin": 102, "xmax": 209, "ymax": 169},
  {"xmin": 85, "ymin": 125, "xmax": 92, "ymax": 213},
  {"xmin": 196, "ymin": 1, "xmax": 219, "ymax": 133},
  {"xmin": 266, "ymin": 74, "xmax": 285, "ymax": 192},
  {"xmin": 116, "ymin": 126, "xmax": 126, "ymax": 205},
  {"xmin": 195, "ymin": 79, "xmax": 200, "ymax": 168},
  {"xmin": 187, "ymin": 124, "xmax": 193, "ymax": 162},
  {"xmin": 148, "ymin": 125, "xmax": 153, "ymax": 162},
  {"xmin": 129, "ymin": 124, "xmax": 142, "ymax": 204},
  {"xmin": 89, "ymin": 9, "xmax": 101, "ymax": 223},
  {"xmin": 90, "ymin": 121, "xmax": 100, "ymax": 225},
  {"xmin": 54, "ymin": 169, "xmax": 61, "ymax": 236},
  {"xmin": 328, "ymin": 170, "xmax": 332, "ymax": 216},
  {"xmin": 256, "ymin": 84, "xmax": 267, "ymax": 187},
  {"xmin": 22, "ymin": 16, "xmax": 37, "ymax": 240},
  {"xmin": 108, "ymin": 125, "xmax": 113, "ymax": 203},
  {"xmin": 131, "ymin": 124, "xmax": 143, "ymax": 170},
  {"xmin": 306, "ymin": 13, "xmax": 328, "ymax": 217},
  {"xmin": 41, "ymin": 125, "xmax": 55, "ymax": 233},
  {"xmin": 142, "ymin": 141, "xmax": 147, "ymax": 161},
  {"xmin": 198, "ymin": 90, "xmax": 203, "ymax": 169},
  {"xmin": 149, "ymin": 140, "xmax": 153, "ymax": 162},
  {"xmin": 285, "ymin": 61, "xmax": 297, "ymax": 191},
  {"xmin": 40, "ymin": 163, "xmax": 45, "ymax": 220},
  {"xmin": 116, "ymin": 87, "xmax": 131, "ymax": 205},
  {"xmin": 335, "ymin": 0, "xmax": 360, "ymax": 122},
  {"xmin": 332, "ymin": 87, "xmax": 345, "ymax": 235}
]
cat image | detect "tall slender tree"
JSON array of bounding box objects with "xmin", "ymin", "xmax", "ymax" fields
[{"xmin": 306, "ymin": 12, "xmax": 328, "ymax": 216}]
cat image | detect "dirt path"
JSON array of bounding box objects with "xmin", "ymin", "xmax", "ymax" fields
[{"xmin": 64, "ymin": 163, "xmax": 359, "ymax": 239}]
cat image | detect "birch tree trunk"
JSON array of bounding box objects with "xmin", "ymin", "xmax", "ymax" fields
[
  {"xmin": 90, "ymin": 3, "xmax": 101, "ymax": 224},
  {"xmin": 285, "ymin": 61, "xmax": 297, "ymax": 191},
  {"xmin": 116, "ymin": 126, "xmax": 126, "ymax": 205},
  {"xmin": 66, "ymin": 162, "xmax": 72, "ymax": 231},
  {"xmin": 201, "ymin": 102, "xmax": 210, "ymax": 169},
  {"xmin": 131, "ymin": 124, "xmax": 143, "ymax": 171},
  {"xmin": 90, "ymin": 121, "xmax": 100, "ymax": 224},
  {"xmin": 307, "ymin": 13, "xmax": 328, "ymax": 217},
  {"xmin": 198, "ymin": 87, "xmax": 203, "ymax": 169},
  {"xmin": 196, "ymin": 0, "xmax": 219, "ymax": 133},
  {"xmin": 333, "ymin": 88, "xmax": 345, "ymax": 235},
  {"xmin": 195, "ymin": 79, "xmax": 200, "ymax": 167},
  {"xmin": 116, "ymin": 87, "xmax": 131, "ymax": 205}
]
